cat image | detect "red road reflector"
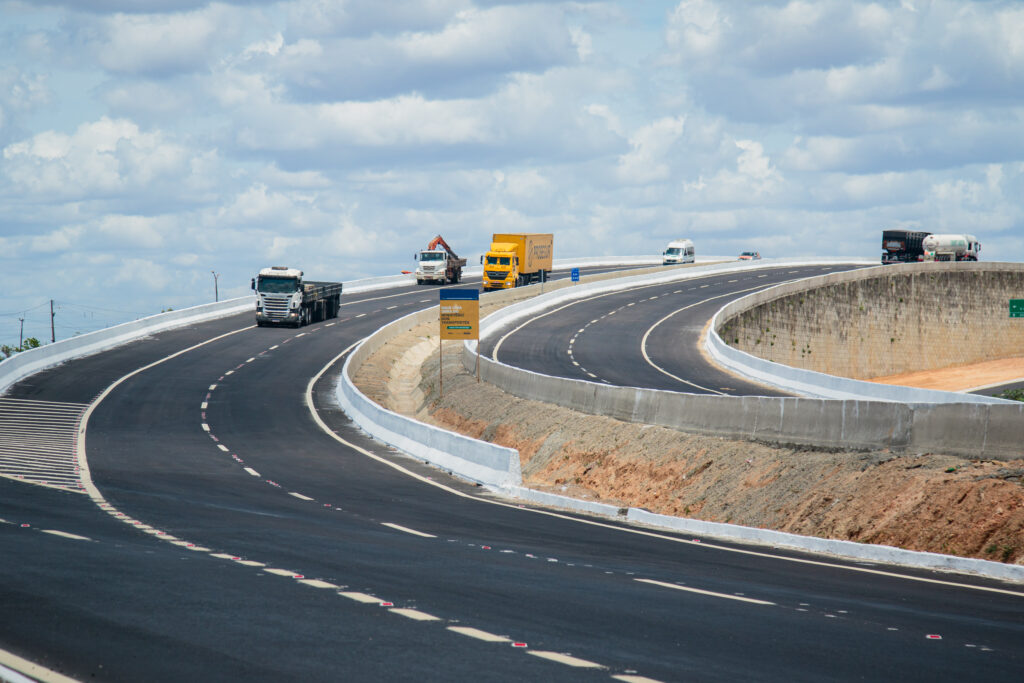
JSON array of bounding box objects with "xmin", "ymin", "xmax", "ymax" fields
[
  {"xmin": 927, "ymin": 634, "xmax": 942, "ymax": 640},
  {"xmin": 380, "ymin": 601, "xmax": 394, "ymax": 607},
  {"xmin": 512, "ymin": 642, "xmax": 527, "ymax": 648},
  {"xmin": 482, "ymin": 546, "xmax": 491, "ymax": 550},
  {"xmin": 293, "ymin": 574, "xmax": 305, "ymax": 579},
  {"xmin": 20, "ymin": 524, "xmax": 30, "ymax": 528}
]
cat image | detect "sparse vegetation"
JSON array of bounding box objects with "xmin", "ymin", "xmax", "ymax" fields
[
  {"xmin": 995, "ymin": 388, "xmax": 1024, "ymax": 402},
  {"xmin": 1, "ymin": 337, "xmax": 41, "ymax": 359}
]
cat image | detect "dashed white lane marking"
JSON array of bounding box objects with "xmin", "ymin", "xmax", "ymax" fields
[
  {"xmin": 269, "ymin": 344, "xmax": 279, "ymax": 350},
  {"xmin": 340, "ymin": 591, "xmax": 384, "ymax": 604},
  {"xmin": 390, "ymin": 608, "xmax": 441, "ymax": 622},
  {"xmin": 447, "ymin": 626, "xmax": 511, "ymax": 643},
  {"xmin": 200, "ymin": 402, "xmax": 208, "ymax": 410},
  {"xmin": 635, "ymin": 578, "xmax": 775, "ymax": 605},
  {"xmin": 614, "ymin": 675, "xmax": 666, "ymax": 683},
  {"xmin": 295, "ymin": 333, "xmax": 306, "ymax": 338},
  {"xmin": 528, "ymin": 651, "xmax": 604, "ymax": 669},
  {"xmin": 265, "ymin": 568, "xmax": 302, "ymax": 577},
  {"xmin": 355, "ymin": 313, "xmax": 366, "ymax": 317},
  {"xmin": 244, "ymin": 467, "xmax": 260, "ymax": 477},
  {"xmin": 246, "ymin": 357, "xmax": 255, "ymax": 363},
  {"xmin": 224, "ymin": 370, "xmax": 234, "ymax": 375},
  {"xmin": 201, "ymin": 423, "xmax": 210, "ymax": 432},
  {"xmin": 41, "ymin": 529, "xmax": 90, "ymax": 541},
  {"xmin": 217, "ymin": 444, "xmax": 228, "ymax": 452},
  {"xmin": 235, "ymin": 560, "xmax": 265, "ymax": 567},
  {"xmin": 382, "ymin": 522, "xmax": 437, "ymax": 538},
  {"xmin": 386, "ymin": 305, "xmax": 398, "ymax": 309},
  {"xmin": 208, "ymin": 384, "xmax": 217, "ymax": 390},
  {"xmin": 586, "ymin": 372, "xmax": 597, "ymax": 378},
  {"xmin": 299, "ymin": 579, "xmax": 338, "ymax": 589},
  {"xmin": 289, "ymin": 492, "xmax": 314, "ymax": 501}
]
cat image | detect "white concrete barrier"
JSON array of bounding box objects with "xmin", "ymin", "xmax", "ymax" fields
[
  {"xmin": 704, "ymin": 265, "xmax": 1014, "ymax": 405},
  {"xmin": 0, "ymin": 296, "xmax": 257, "ymax": 397},
  {"xmin": 335, "ymin": 307, "xmax": 522, "ymax": 488}
]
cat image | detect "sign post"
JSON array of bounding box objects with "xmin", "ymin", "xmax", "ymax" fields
[
  {"xmin": 439, "ymin": 289, "xmax": 481, "ymax": 395},
  {"xmin": 1011, "ymin": 299, "xmax": 1024, "ymax": 318}
]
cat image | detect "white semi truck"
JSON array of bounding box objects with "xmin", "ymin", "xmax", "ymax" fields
[
  {"xmin": 251, "ymin": 266, "xmax": 342, "ymax": 327},
  {"xmin": 922, "ymin": 234, "xmax": 981, "ymax": 262}
]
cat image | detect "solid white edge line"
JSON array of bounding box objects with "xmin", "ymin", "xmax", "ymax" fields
[
  {"xmin": 635, "ymin": 578, "xmax": 775, "ymax": 605},
  {"xmin": 0, "ymin": 648, "xmax": 79, "ymax": 683},
  {"xmin": 637, "ymin": 279, "xmax": 801, "ymax": 394},
  {"xmin": 381, "ymin": 522, "xmax": 437, "ymax": 538}
]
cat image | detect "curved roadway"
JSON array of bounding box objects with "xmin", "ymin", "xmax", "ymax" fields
[
  {"xmin": 1, "ymin": 266, "xmax": 1022, "ymax": 682},
  {"xmin": 482, "ymin": 264, "xmax": 865, "ymax": 396}
]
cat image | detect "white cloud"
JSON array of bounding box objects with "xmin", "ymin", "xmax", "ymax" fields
[
  {"xmin": 617, "ymin": 117, "xmax": 686, "ymax": 184},
  {"xmin": 2, "ymin": 117, "xmax": 190, "ymax": 197}
]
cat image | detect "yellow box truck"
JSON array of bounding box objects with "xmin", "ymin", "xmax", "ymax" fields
[{"xmin": 481, "ymin": 233, "xmax": 553, "ymax": 290}]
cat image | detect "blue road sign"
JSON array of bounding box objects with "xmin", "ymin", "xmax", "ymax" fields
[
  {"xmin": 571, "ymin": 267, "xmax": 580, "ymax": 282},
  {"xmin": 440, "ymin": 288, "xmax": 480, "ymax": 301}
]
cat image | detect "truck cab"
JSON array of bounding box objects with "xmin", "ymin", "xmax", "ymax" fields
[
  {"xmin": 481, "ymin": 242, "xmax": 519, "ymax": 289},
  {"xmin": 415, "ymin": 249, "xmax": 451, "ymax": 284},
  {"xmin": 253, "ymin": 266, "xmax": 304, "ymax": 326}
]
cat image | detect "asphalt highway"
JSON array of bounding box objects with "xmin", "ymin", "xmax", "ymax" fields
[
  {"xmin": 2, "ymin": 265, "xmax": 1022, "ymax": 682},
  {"xmin": 481, "ymin": 264, "xmax": 866, "ymax": 396}
]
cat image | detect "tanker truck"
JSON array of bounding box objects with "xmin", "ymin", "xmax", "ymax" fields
[
  {"xmin": 251, "ymin": 266, "xmax": 342, "ymax": 327},
  {"xmin": 414, "ymin": 235, "xmax": 466, "ymax": 284},
  {"xmin": 481, "ymin": 233, "xmax": 553, "ymax": 290},
  {"xmin": 921, "ymin": 234, "xmax": 981, "ymax": 262}
]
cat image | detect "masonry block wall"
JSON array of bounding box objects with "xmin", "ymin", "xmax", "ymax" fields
[{"xmin": 718, "ymin": 263, "xmax": 1024, "ymax": 379}]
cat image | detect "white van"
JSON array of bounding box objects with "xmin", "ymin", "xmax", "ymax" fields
[{"xmin": 662, "ymin": 239, "xmax": 695, "ymax": 265}]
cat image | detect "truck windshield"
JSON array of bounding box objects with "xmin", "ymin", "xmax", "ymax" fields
[
  {"xmin": 258, "ymin": 277, "xmax": 299, "ymax": 293},
  {"xmin": 486, "ymin": 256, "xmax": 511, "ymax": 266},
  {"xmin": 666, "ymin": 248, "xmax": 682, "ymax": 255},
  {"xmin": 421, "ymin": 252, "xmax": 445, "ymax": 261}
]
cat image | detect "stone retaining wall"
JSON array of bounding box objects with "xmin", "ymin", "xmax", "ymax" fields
[{"xmin": 718, "ymin": 262, "xmax": 1024, "ymax": 379}]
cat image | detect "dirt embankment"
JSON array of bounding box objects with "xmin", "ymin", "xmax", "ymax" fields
[{"xmin": 353, "ymin": 317, "xmax": 1024, "ymax": 566}]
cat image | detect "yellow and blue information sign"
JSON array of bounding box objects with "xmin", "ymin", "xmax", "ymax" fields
[{"xmin": 440, "ymin": 289, "xmax": 480, "ymax": 340}]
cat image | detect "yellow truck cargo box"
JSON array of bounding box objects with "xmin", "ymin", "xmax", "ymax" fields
[{"xmin": 491, "ymin": 233, "xmax": 553, "ymax": 274}]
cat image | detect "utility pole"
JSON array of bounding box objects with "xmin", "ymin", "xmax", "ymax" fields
[
  {"xmin": 211, "ymin": 271, "xmax": 220, "ymax": 302},
  {"xmin": 18, "ymin": 317, "xmax": 24, "ymax": 348},
  {"xmin": 50, "ymin": 300, "xmax": 55, "ymax": 343}
]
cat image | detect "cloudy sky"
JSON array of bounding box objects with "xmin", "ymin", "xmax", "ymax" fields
[{"xmin": 1, "ymin": 0, "xmax": 1022, "ymax": 345}]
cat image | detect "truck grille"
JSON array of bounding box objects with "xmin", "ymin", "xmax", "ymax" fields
[
  {"xmin": 262, "ymin": 294, "xmax": 291, "ymax": 319},
  {"xmin": 485, "ymin": 270, "xmax": 507, "ymax": 280}
]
